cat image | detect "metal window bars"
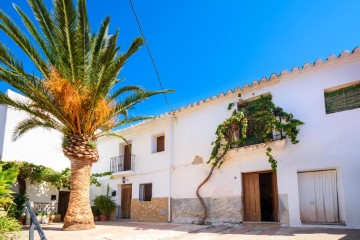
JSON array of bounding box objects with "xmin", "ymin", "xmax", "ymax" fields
[{"xmin": 110, "ymin": 154, "xmax": 135, "ymax": 173}]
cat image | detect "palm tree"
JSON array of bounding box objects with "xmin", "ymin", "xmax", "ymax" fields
[{"xmin": 0, "ymin": 0, "xmax": 172, "ymax": 230}]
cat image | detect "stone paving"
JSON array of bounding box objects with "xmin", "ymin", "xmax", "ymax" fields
[{"xmin": 21, "ymin": 221, "xmax": 360, "ymax": 240}]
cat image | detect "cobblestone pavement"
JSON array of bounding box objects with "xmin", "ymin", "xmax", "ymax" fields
[{"xmin": 21, "ymin": 222, "xmax": 360, "ymax": 240}]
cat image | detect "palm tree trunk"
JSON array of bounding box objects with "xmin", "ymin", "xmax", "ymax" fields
[
  {"xmin": 62, "ymin": 134, "xmax": 98, "ymax": 231},
  {"xmin": 17, "ymin": 176, "xmax": 26, "ymax": 195},
  {"xmin": 62, "ymin": 159, "xmax": 95, "ymax": 230}
]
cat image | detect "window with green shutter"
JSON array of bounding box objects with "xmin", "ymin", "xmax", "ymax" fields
[{"xmin": 324, "ymin": 82, "xmax": 360, "ymax": 114}]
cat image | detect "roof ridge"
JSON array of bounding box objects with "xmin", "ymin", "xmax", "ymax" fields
[{"xmin": 171, "ymin": 46, "xmax": 360, "ymax": 114}]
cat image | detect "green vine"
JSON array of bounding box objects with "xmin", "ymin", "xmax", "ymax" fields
[
  {"xmin": 196, "ymin": 94, "xmax": 304, "ymax": 224},
  {"xmin": 208, "ymin": 94, "xmax": 304, "ymax": 171},
  {"xmin": 0, "ymin": 161, "xmax": 111, "ymax": 193}
]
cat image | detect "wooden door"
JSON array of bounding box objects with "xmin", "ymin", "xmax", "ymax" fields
[
  {"xmin": 243, "ymin": 173, "xmax": 261, "ymax": 221},
  {"xmin": 271, "ymin": 172, "xmax": 279, "ymax": 222},
  {"xmin": 121, "ymin": 184, "xmax": 132, "ymax": 219},
  {"xmin": 58, "ymin": 191, "xmax": 70, "ymax": 221},
  {"xmin": 124, "ymin": 144, "xmax": 132, "ymax": 171}
]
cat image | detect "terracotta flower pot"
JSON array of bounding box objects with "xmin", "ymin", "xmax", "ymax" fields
[
  {"xmin": 94, "ymin": 216, "xmax": 100, "ymax": 221},
  {"xmin": 49, "ymin": 214, "xmax": 55, "ymax": 223},
  {"xmin": 20, "ymin": 215, "xmax": 26, "ymax": 225},
  {"xmin": 99, "ymin": 214, "xmax": 108, "ymax": 221}
]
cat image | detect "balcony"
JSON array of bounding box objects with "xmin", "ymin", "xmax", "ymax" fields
[
  {"xmin": 110, "ymin": 154, "xmax": 135, "ymax": 173},
  {"xmin": 229, "ymin": 130, "xmax": 285, "ymax": 149},
  {"xmin": 227, "ymin": 130, "xmax": 286, "ymax": 158}
]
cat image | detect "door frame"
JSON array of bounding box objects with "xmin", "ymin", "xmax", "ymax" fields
[
  {"xmin": 121, "ymin": 184, "xmax": 132, "ymax": 219},
  {"xmin": 58, "ymin": 191, "xmax": 70, "ymax": 221},
  {"xmin": 242, "ymin": 170, "xmax": 279, "ymax": 222}
]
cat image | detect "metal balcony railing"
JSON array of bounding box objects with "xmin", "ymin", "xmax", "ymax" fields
[
  {"xmin": 110, "ymin": 154, "xmax": 135, "ymax": 173},
  {"xmin": 230, "ymin": 130, "xmax": 285, "ymax": 149}
]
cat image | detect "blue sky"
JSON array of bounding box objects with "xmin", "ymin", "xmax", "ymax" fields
[{"xmin": 0, "ymin": 0, "xmax": 360, "ymax": 117}]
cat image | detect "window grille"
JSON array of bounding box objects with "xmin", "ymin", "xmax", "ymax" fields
[{"xmin": 325, "ymin": 83, "xmax": 360, "ymax": 114}]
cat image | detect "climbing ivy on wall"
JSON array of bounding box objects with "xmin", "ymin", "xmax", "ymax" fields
[
  {"xmin": 209, "ymin": 94, "xmax": 304, "ymax": 170},
  {"xmin": 196, "ymin": 94, "xmax": 304, "ymax": 224}
]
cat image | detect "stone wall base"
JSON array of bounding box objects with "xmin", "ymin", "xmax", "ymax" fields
[
  {"xmin": 131, "ymin": 197, "xmax": 168, "ymax": 222},
  {"xmin": 172, "ymin": 196, "xmax": 241, "ymax": 224}
]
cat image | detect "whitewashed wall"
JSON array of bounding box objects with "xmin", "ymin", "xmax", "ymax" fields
[
  {"xmin": 171, "ymin": 57, "xmax": 360, "ymax": 228},
  {"xmin": 0, "ymin": 90, "xmax": 69, "ymax": 171},
  {"xmin": 92, "ymin": 54, "xmax": 360, "ymax": 228},
  {"xmin": 91, "ymin": 117, "xmax": 172, "ymax": 203},
  {"xmin": 0, "ymin": 105, "xmax": 7, "ymax": 159}
]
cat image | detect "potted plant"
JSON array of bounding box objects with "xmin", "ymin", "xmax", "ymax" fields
[
  {"xmin": 41, "ymin": 212, "xmax": 49, "ymax": 224},
  {"xmin": 91, "ymin": 206, "xmax": 100, "ymax": 221},
  {"xmin": 35, "ymin": 212, "xmax": 42, "ymax": 222},
  {"xmin": 93, "ymin": 195, "xmax": 115, "ymax": 221},
  {"xmin": 49, "ymin": 211, "xmax": 56, "ymax": 223}
]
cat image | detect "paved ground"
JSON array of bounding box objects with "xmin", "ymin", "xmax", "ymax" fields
[{"xmin": 21, "ymin": 221, "xmax": 360, "ymax": 240}]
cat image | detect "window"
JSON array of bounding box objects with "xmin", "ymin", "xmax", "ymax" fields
[
  {"xmin": 157, "ymin": 136, "xmax": 165, "ymax": 152},
  {"xmin": 139, "ymin": 183, "xmax": 152, "ymax": 201},
  {"xmin": 151, "ymin": 134, "xmax": 165, "ymax": 153},
  {"xmin": 324, "ymin": 82, "xmax": 360, "ymax": 114}
]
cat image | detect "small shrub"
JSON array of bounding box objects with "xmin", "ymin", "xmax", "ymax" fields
[
  {"xmin": 91, "ymin": 206, "xmax": 100, "ymax": 216},
  {"xmin": 0, "ymin": 216, "xmax": 21, "ymax": 240},
  {"xmin": 7, "ymin": 194, "xmax": 28, "ymax": 221},
  {"xmin": 93, "ymin": 195, "xmax": 115, "ymax": 216}
]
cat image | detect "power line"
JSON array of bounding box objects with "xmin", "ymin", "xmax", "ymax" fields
[{"xmin": 129, "ymin": 0, "xmax": 173, "ymax": 111}]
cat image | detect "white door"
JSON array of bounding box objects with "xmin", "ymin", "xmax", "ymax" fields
[{"xmin": 298, "ymin": 170, "xmax": 339, "ymax": 223}]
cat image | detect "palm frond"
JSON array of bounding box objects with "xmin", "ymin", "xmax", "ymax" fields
[
  {"xmin": 89, "ymin": 17, "xmax": 110, "ymax": 74},
  {"xmin": 97, "ymin": 132, "xmax": 129, "ymax": 146},
  {"xmin": 77, "ymin": 0, "xmax": 91, "ymax": 82},
  {"xmin": 13, "ymin": 4, "xmax": 53, "ymax": 63},
  {"xmin": 12, "ymin": 118, "xmax": 57, "ymax": 141},
  {"xmin": 104, "ymin": 37, "xmax": 144, "ymax": 87},
  {"xmin": 107, "ymin": 85, "xmax": 143, "ymax": 102},
  {"xmin": 113, "ymin": 115, "xmax": 154, "ymax": 128},
  {"xmin": 0, "ymin": 0, "xmax": 174, "ymax": 141},
  {"xmin": 111, "ymin": 89, "xmax": 174, "ymax": 118},
  {"xmin": 91, "ymin": 30, "xmax": 119, "ymax": 103},
  {"xmin": 27, "ymin": 0, "xmax": 58, "ymax": 55},
  {"xmin": 53, "ymin": 0, "xmax": 79, "ymax": 83},
  {"xmin": 0, "ymin": 9, "xmax": 48, "ymax": 76}
]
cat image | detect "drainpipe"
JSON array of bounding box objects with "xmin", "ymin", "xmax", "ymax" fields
[{"xmin": 168, "ymin": 113, "xmax": 175, "ymax": 222}]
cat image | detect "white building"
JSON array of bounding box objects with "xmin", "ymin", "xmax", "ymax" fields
[
  {"xmin": 92, "ymin": 47, "xmax": 360, "ymax": 228},
  {"xmin": 0, "ymin": 90, "xmax": 70, "ymax": 218}
]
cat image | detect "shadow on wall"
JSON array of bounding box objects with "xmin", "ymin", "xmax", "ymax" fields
[{"xmin": 26, "ymin": 180, "xmax": 64, "ymax": 204}]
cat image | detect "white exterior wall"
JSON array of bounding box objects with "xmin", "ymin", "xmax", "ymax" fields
[
  {"xmin": 0, "ymin": 90, "xmax": 69, "ymax": 171},
  {"xmin": 171, "ymin": 57, "xmax": 360, "ymax": 228},
  {"xmin": 0, "ymin": 105, "xmax": 7, "ymax": 158},
  {"xmin": 92, "ymin": 117, "xmax": 172, "ymax": 204},
  {"xmin": 92, "ymin": 53, "xmax": 360, "ymax": 228}
]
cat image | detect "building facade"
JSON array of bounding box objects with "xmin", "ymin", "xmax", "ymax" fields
[{"xmin": 91, "ymin": 48, "xmax": 360, "ymax": 228}]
